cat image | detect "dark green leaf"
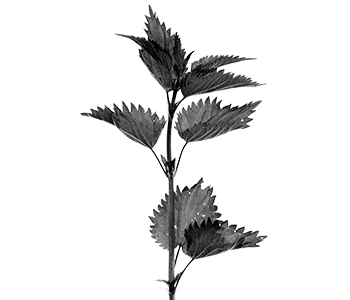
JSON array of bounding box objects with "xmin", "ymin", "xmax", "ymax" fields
[
  {"xmin": 183, "ymin": 219, "xmax": 267, "ymax": 259},
  {"xmin": 181, "ymin": 69, "xmax": 261, "ymax": 97},
  {"xmin": 191, "ymin": 55, "xmax": 255, "ymax": 76}
]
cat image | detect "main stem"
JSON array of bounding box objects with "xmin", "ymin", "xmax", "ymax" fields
[{"xmin": 167, "ymin": 91, "xmax": 177, "ymax": 300}]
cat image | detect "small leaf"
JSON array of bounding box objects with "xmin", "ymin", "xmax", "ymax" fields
[
  {"xmin": 169, "ymin": 158, "xmax": 176, "ymax": 174},
  {"xmin": 117, "ymin": 34, "xmax": 173, "ymax": 72},
  {"xmin": 173, "ymin": 33, "xmax": 193, "ymax": 78},
  {"xmin": 139, "ymin": 49, "xmax": 173, "ymax": 91},
  {"xmin": 81, "ymin": 103, "xmax": 166, "ymax": 149},
  {"xmin": 149, "ymin": 179, "xmax": 221, "ymax": 249},
  {"xmin": 181, "ymin": 69, "xmax": 261, "ymax": 97},
  {"xmin": 161, "ymin": 155, "xmax": 167, "ymax": 165},
  {"xmin": 175, "ymin": 97, "xmax": 261, "ymax": 142},
  {"xmin": 183, "ymin": 219, "xmax": 267, "ymax": 259},
  {"xmin": 144, "ymin": 5, "xmax": 174, "ymax": 52},
  {"xmin": 191, "ymin": 55, "xmax": 255, "ymax": 76}
]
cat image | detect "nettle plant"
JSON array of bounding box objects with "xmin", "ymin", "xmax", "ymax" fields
[{"xmin": 82, "ymin": 6, "xmax": 267, "ymax": 300}]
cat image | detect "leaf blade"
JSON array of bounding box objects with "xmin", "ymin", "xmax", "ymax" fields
[
  {"xmin": 175, "ymin": 97, "xmax": 261, "ymax": 142},
  {"xmin": 191, "ymin": 54, "xmax": 255, "ymax": 76},
  {"xmin": 176, "ymin": 178, "xmax": 221, "ymax": 246},
  {"xmin": 149, "ymin": 179, "xmax": 221, "ymax": 249},
  {"xmin": 181, "ymin": 69, "xmax": 261, "ymax": 97},
  {"xmin": 81, "ymin": 103, "xmax": 166, "ymax": 148},
  {"xmin": 183, "ymin": 219, "xmax": 267, "ymax": 259}
]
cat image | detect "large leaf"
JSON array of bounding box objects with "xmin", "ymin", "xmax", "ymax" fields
[
  {"xmin": 183, "ymin": 218, "xmax": 267, "ymax": 259},
  {"xmin": 149, "ymin": 178, "xmax": 221, "ymax": 249},
  {"xmin": 181, "ymin": 69, "xmax": 261, "ymax": 97},
  {"xmin": 175, "ymin": 178, "xmax": 221, "ymax": 246},
  {"xmin": 81, "ymin": 102, "xmax": 166, "ymax": 149},
  {"xmin": 175, "ymin": 97, "xmax": 261, "ymax": 142}
]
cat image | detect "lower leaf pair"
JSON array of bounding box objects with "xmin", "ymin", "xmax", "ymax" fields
[{"xmin": 150, "ymin": 179, "xmax": 266, "ymax": 260}]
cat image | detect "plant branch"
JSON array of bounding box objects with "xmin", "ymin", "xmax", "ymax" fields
[
  {"xmin": 174, "ymin": 245, "xmax": 181, "ymax": 267},
  {"xmin": 174, "ymin": 258, "xmax": 195, "ymax": 291},
  {"xmin": 174, "ymin": 142, "xmax": 188, "ymax": 176},
  {"xmin": 175, "ymin": 96, "xmax": 186, "ymax": 109},
  {"xmin": 150, "ymin": 148, "xmax": 167, "ymax": 176}
]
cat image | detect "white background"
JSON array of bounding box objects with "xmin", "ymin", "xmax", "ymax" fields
[{"xmin": 0, "ymin": 1, "xmax": 349, "ymax": 300}]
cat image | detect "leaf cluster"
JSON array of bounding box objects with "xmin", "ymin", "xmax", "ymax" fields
[{"xmin": 117, "ymin": 6, "xmax": 262, "ymax": 99}]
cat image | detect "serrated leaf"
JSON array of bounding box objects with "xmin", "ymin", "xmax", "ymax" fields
[
  {"xmin": 149, "ymin": 178, "xmax": 221, "ymax": 249},
  {"xmin": 139, "ymin": 49, "xmax": 173, "ymax": 91},
  {"xmin": 117, "ymin": 34, "xmax": 174, "ymax": 72},
  {"xmin": 118, "ymin": 6, "xmax": 192, "ymax": 91},
  {"xmin": 149, "ymin": 196, "xmax": 170, "ymax": 249},
  {"xmin": 191, "ymin": 55, "xmax": 255, "ymax": 76},
  {"xmin": 175, "ymin": 178, "xmax": 221, "ymax": 246},
  {"xmin": 181, "ymin": 69, "xmax": 261, "ymax": 97},
  {"xmin": 173, "ymin": 33, "xmax": 194, "ymax": 78},
  {"xmin": 183, "ymin": 219, "xmax": 267, "ymax": 259},
  {"xmin": 175, "ymin": 97, "xmax": 261, "ymax": 142},
  {"xmin": 144, "ymin": 5, "xmax": 174, "ymax": 52},
  {"xmin": 81, "ymin": 102, "xmax": 166, "ymax": 149}
]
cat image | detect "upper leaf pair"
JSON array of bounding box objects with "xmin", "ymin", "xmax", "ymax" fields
[{"xmin": 117, "ymin": 6, "xmax": 261, "ymax": 96}]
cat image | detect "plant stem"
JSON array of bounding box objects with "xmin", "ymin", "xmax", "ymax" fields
[
  {"xmin": 168, "ymin": 178, "xmax": 175, "ymax": 299},
  {"xmin": 167, "ymin": 89, "xmax": 178, "ymax": 300}
]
